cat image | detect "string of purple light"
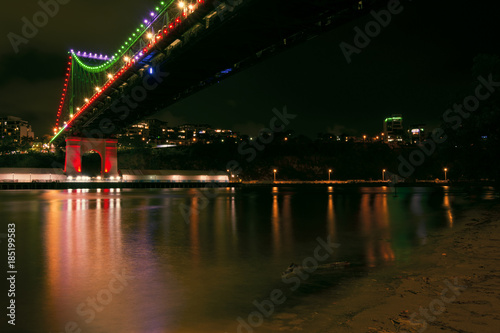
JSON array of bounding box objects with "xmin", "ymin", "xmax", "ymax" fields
[{"xmin": 70, "ymin": 50, "xmax": 114, "ymax": 60}]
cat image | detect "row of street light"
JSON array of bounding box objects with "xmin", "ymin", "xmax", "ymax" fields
[{"xmin": 270, "ymin": 167, "xmax": 450, "ymax": 181}]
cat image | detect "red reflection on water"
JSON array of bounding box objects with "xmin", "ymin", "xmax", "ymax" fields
[
  {"xmin": 42, "ymin": 190, "xmax": 172, "ymax": 331},
  {"xmin": 190, "ymin": 195, "xmax": 201, "ymax": 266},
  {"xmin": 360, "ymin": 194, "xmax": 395, "ymax": 267}
]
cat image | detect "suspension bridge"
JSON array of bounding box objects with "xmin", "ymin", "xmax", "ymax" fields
[{"xmin": 49, "ymin": 0, "xmax": 381, "ymax": 177}]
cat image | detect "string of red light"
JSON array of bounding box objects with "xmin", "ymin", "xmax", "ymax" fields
[
  {"xmin": 64, "ymin": 0, "xmax": 205, "ymax": 130},
  {"xmin": 54, "ymin": 55, "xmax": 72, "ymax": 131},
  {"xmin": 56, "ymin": 0, "xmax": 205, "ymax": 133}
]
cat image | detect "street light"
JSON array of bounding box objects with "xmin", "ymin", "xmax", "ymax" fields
[
  {"xmin": 444, "ymin": 168, "xmax": 448, "ymax": 181},
  {"xmin": 273, "ymin": 169, "xmax": 277, "ymax": 182},
  {"xmin": 328, "ymin": 169, "xmax": 332, "ymax": 181},
  {"xmin": 382, "ymin": 169, "xmax": 386, "ymax": 181}
]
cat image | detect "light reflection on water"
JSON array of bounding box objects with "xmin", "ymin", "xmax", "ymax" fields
[{"xmin": 0, "ymin": 186, "xmax": 497, "ymax": 332}]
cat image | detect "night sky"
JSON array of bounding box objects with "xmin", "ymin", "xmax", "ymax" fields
[{"xmin": 1, "ymin": 0, "xmax": 499, "ymax": 138}]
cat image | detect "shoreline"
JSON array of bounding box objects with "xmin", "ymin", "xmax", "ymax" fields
[
  {"xmin": 0, "ymin": 180, "xmax": 496, "ymax": 190},
  {"xmin": 259, "ymin": 201, "xmax": 500, "ymax": 333}
]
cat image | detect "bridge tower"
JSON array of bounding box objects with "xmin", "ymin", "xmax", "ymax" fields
[{"xmin": 65, "ymin": 137, "xmax": 118, "ymax": 178}]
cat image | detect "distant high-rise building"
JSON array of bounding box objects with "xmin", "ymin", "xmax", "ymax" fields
[
  {"xmin": 383, "ymin": 114, "xmax": 403, "ymax": 143},
  {"xmin": 408, "ymin": 124, "xmax": 426, "ymax": 144},
  {"xmin": 0, "ymin": 116, "xmax": 35, "ymax": 143}
]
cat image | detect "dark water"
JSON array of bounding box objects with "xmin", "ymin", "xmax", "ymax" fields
[{"xmin": 0, "ymin": 186, "xmax": 497, "ymax": 332}]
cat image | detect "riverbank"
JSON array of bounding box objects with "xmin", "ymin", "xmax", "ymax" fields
[
  {"xmin": 261, "ymin": 201, "xmax": 500, "ymax": 332},
  {"xmin": 1, "ymin": 180, "xmax": 496, "ymax": 190}
]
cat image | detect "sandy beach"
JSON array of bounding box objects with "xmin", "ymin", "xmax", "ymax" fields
[{"xmin": 256, "ymin": 201, "xmax": 500, "ymax": 333}]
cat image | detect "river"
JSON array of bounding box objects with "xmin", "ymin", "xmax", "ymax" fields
[{"xmin": 0, "ymin": 186, "xmax": 497, "ymax": 332}]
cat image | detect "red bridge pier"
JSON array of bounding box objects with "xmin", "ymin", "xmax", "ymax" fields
[{"xmin": 65, "ymin": 137, "xmax": 118, "ymax": 178}]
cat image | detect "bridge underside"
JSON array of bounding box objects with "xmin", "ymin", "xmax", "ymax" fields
[{"xmin": 53, "ymin": 0, "xmax": 384, "ymax": 146}]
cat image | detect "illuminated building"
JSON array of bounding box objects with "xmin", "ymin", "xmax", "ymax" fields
[
  {"xmin": 0, "ymin": 116, "xmax": 35, "ymax": 143},
  {"xmin": 117, "ymin": 119, "xmax": 168, "ymax": 147},
  {"xmin": 408, "ymin": 124, "xmax": 426, "ymax": 144},
  {"xmin": 383, "ymin": 114, "xmax": 403, "ymax": 143},
  {"xmin": 119, "ymin": 121, "xmax": 239, "ymax": 147}
]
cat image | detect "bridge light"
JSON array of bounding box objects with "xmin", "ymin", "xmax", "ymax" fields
[
  {"xmin": 146, "ymin": 32, "xmax": 153, "ymax": 39},
  {"xmin": 107, "ymin": 73, "xmax": 113, "ymax": 79},
  {"xmin": 178, "ymin": 1, "xmax": 185, "ymax": 9},
  {"xmin": 84, "ymin": 98, "xmax": 89, "ymax": 102},
  {"xmin": 95, "ymin": 87, "xmax": 100, "ymax": 92},
  {"xmin": 124, "ymin": 56, "xmax": 130, "ymax": 62}
]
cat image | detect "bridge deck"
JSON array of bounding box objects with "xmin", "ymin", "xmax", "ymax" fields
[{"xmin": 53, "ymin": 0, "xmax": 384, "ymax": 146}]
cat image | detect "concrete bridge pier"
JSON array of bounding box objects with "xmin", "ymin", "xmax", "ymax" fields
[{"xmin": 65, "ymin": 137, "xmax": 118, "ymax": 178}]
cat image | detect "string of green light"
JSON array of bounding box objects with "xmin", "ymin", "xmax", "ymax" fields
[
  {"xmin": 50, "ymin": 0, "xmax": 185, "ymax": 144},
  {"xmin": 71, "ymin": 0, "xmax": 176, "ymax": 73}
]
